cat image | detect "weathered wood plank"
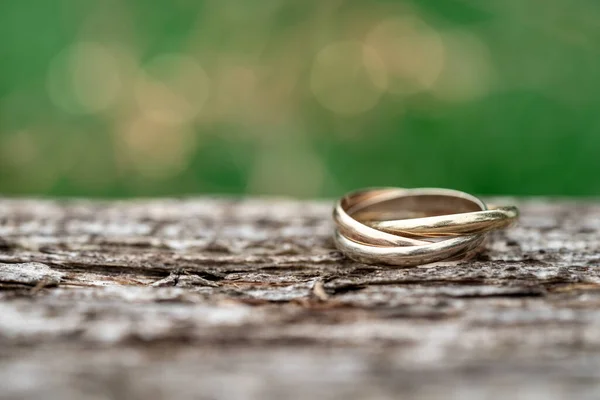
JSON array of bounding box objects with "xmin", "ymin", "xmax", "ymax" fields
[{"xmin": 0, "ymin": 197, "xmax": 599, "ymax": 399}]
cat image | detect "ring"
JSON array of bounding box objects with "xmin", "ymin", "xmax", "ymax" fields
[{"xmin": 332, "ymin": 188, "xmax": 518, "ymax": 266}]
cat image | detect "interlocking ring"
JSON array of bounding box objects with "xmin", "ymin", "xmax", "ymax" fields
[{"xmin": 333, "ymin": 188, "xmax": 518, "ymax": 266}]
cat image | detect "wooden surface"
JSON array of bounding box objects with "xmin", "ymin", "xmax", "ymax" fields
[{"xmin": 1, "ymin": 197, "xmax": 600, "ymax": 399}]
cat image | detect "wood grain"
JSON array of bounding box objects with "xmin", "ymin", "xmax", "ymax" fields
[{"xmin": 0, "ymin": 197, "xmax": 599, "ymax": 399}]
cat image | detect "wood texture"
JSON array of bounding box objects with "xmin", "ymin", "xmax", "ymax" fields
[{"xmin": 0, "ymin": 197, "xmax": 599, "ymax": 399}]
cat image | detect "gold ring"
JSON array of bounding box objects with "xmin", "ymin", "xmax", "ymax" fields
[{"xmin": 332, "ymin": 187, "xmax": 518, "ymax": 266}]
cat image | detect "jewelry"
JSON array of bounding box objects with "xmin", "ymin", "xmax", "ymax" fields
[{"xmin": 333, "ymin": 188, "xmax": 518, "ymax": 266}]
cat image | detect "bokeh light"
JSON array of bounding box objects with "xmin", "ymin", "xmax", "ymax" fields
[
  {"xmin": 367, "ymin": 16, "xmax": 445, "ymax": 96},
  {"xmin": 47, "ymin": 42, "xmax": 124, "ymax": 114},
  {"xmin": 310, "ymin": 41, "xmax": 387, "ymax": 115},
  {"xmin": 1, "ymin": 130, "xmax": 37, "ymax": 168},
  {"xmin": 431, "ymin": 31, "xmax": 494, "ymax": 102},
  {"xmin": 117, "ymin": 116, "xmax": 198, "ymax": 180},
  {"xmin": 134, "ymin": 54, "xmax": 211, "ymax": 125}
]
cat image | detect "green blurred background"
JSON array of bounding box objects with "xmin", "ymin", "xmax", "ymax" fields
[{"xmin": 1, "ymin": 0, "xmax": 599, "ymax": 198}]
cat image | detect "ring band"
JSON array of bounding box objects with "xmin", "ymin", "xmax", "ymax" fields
[
  {"xmin": 334, "ymin": 230, "xmax": 486, "ymax": 267},
  {"xmin": 366, "ymin": 206, "xmax": 518, "ymax": 238},
  {"xmin": 333, "ymin": 188, "xmax": 518, "ymax": 266}
]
